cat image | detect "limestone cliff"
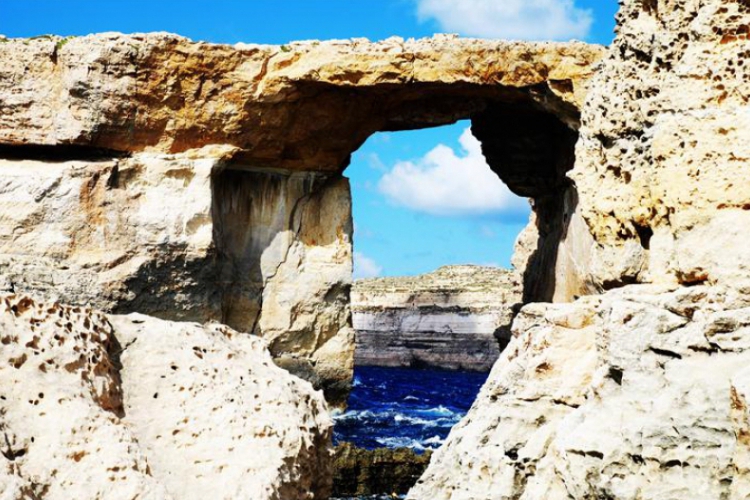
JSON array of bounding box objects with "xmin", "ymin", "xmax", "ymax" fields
[
  {"xmin": 352, "ymin": 266, "xmax": 521, "ymax": 371},
  {"xmin": 0, "ymin": 33, "xmax": 604, "ymax": 406}
]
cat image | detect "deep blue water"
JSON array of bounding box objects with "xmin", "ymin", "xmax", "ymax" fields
[{"xmin": 333, "ymin": 366, "xmax": 489, "ymax": 452}]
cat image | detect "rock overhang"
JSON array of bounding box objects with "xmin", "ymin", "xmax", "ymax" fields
[
  {"xmin": 0, "ymin": 31, "xmax": 606, "ymax": 407},
  {"xmin": 0, "ymin": 32, "xmax": 606, "ymax": 172}
]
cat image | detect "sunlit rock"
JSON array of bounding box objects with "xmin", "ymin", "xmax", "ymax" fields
[
  {"xmin": 352, "ymin": 265, "xmax": 521, "ymax": 371},
  {"xmin": 0, "ymin": 294, "xmax": 333, "ymax": 499}
]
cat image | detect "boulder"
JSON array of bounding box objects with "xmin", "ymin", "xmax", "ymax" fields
[
  {"xmin": 0, "ymin": 294, "xmax": 333, "ymax": 500},
  {"xmin": 409, "ymin": 283, "xmax": 750, "ymax": 499}
]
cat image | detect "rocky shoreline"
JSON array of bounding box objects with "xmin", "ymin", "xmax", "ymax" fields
[{"xmin": 333, "ymin": 443, "xmax": 431, "ymax": 498}]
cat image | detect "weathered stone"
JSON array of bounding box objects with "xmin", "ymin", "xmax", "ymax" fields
[
  {"xmin": 0, "ymin": 294, "xmax": 168, "ymax": 500},
  {"xmin": 566, "ymin": 0, "xmax": 750, "ymax": 292},
  {"xmin": 352, "ymin": 266, "xmax": 521, "ymax": 371},
  {"xmin": 0, "ymin": 294, "xmax": 333, "ymax": 500},
  {"xmin": 0, "ymin": 33, "xmax": 604, "ymax": 170},
  {"xmin": 4, "ymin": 4, "xmax": 748, "ymax": 496},
  {"xmin": 0, "ymin": 33, "xmax": 604, "ymax": 406},
  {"xmin": 409, "ymin": 284, "xmax": 750, "ymax": 499},
  {"xmin": 0, "ymin": 150, "xmax": 354, "ymax": 405},
  {"xmin": 333, "ymin": 443, "xmax": 431, "ymax": 498},
  {"xmin": 111, "ymin": 313, "xmax": 334, "ymax": 499}
]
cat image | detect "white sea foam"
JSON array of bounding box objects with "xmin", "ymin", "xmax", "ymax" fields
[
  {"xmin": 423, "ymin": 435, "xmax": 445, "ymax": 446},
  {"xmin": 393, "ymin": 413, "xmax": 438, "ymax": 427},
  {"xmin": 375, "ymin": 436, "xmax": 427, "ymax": 450}
]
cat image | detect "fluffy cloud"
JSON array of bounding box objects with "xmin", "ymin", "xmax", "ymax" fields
[
  {"xmin": 377, "ymin": 127, "xmax": 527, "ymax": 217},
  {"xmin": 415, "ymin": 0, "xmax": 593, "ymax": 41},
  {"xmin": 353, "ymin": 251, "xmax": 383, "ymax": 279}
]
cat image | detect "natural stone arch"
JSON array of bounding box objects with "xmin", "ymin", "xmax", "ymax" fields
[{"xmin": 0, "ymin": 33, "xmax": 605, "ymax": 405}]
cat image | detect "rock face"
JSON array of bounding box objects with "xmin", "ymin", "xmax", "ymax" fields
[
  {"xmin": 0, "ymin": 33, "xmax": 604, "ymax": 405},
  {"xmin": 0, "ymin": 293, "xmax": 333, "ymax": 499},
  {"xmin": 4, "ymin": 3, "xmax": 747, "ymax": 496},
  {"xmin": 333, "ymin": 443, "xmax": 431, "ymax": 498},
  {"xmin": 410, "ymin": 283, "xmax": 750, "ymax": 499},
  {"xmin": 560, "ymin": 0, "xmax": 750, "ymax": 295},
  {"xmin": 352, "ymin": 266, "xmax": 521, "ymax": 371},
  {"xmin": 0, "ymin": 150, "xmax": 354, "ymax": 405},
  {"xmin": 409, "ymin": 1, "xmax": 750, "ymax": 498}
]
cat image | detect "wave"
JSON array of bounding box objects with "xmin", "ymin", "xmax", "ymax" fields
[
  {"xmin": 412, "ymin": 405, "xmax": 462, "ymax": 421},
  {"xmin": 333, "ymin": 409, "xmax": 377, "ymax": 422},
  {"xmin": 335, "ymin": 407, "xmax": 462, "ymax": 428},
  {"xmin": 375, "ymin": 434, "xmax": 445, "ymax": 450},
  {"xmin": 393, "ymin": 413, "xmax": 438, "ymax": 427},
  {"xmin": 423, "ymin": 435, "xmax": 445, "ymax": 446},
  {"xmin": 375, "ymin": 436, "xmax": 427, "ymax": 450}
]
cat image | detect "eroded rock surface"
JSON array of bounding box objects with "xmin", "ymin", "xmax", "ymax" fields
[
  {"xmin": 0, "ymin": 149, "xmax": 354, "ymax": 405},
  {"xmin": 568, "ymin": 0, "xmax": 750, "ymax": 292},
  {"xmin": 409, "ymin": 283, "xmax": 750, "ymax": 499},
  {"xmin": 0, "ymin": 34, "xmax": 603, "ymax": 169},
  {"xmin": 0, "ymin": 33, "xmax": 604, "ymax": 405},
  {"xmin": 352, "ymin": 266, "xmax": 521, "ymax": 371},
  {"xmin": 0, "ymin": 294, "xmax": 333, "ymax": 499}
]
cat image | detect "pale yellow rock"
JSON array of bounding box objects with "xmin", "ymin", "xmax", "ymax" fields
[
  {"xmin": 111, "ymin": 313, "xmax": 333, "ymax": 500},
  {"xmin": 0, "ymin": 152, "xmax": 354, "ymax": 405},
  {"xmin": 0, "ymin": 33, "xmax": 604, "ymax": 171},
  {"xmin": 0, "ymin": 294, "xmax": 333, "ymax": 500},
  {"xmin": 0, "ymin": 294, "xmax": 170, "ymax": 499},
  {"xmin": 569, "ymin": 0, "xmax": 750, "ymax": 290},
  {"xmin": 409, "ymin": 284, "xmax": 750, "ymax": 499}
]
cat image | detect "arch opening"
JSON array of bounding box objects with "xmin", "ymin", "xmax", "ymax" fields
[{"xmin": 209, "ymin": 85, "xmax": 582, "ymax": 407}]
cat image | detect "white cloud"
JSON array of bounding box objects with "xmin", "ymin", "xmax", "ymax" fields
[
  {"xmin": 367, "ymin": 153, "xmax": 387, "ymax": 172},
  {"xmin": 353, "ymin": 251, "xmax": 383, "ymax": 279},
  {"xmin": 377, "ymin": 127, "xmax": 527, "ymax": 217},
  {"xmin": 415, "ymin": 0, "xmax": 593, "ymax": 41}
]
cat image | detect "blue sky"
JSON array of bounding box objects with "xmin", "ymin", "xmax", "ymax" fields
[{"xmin": 0, "ymin": 0, "xmax": 619, "ymax": 278}]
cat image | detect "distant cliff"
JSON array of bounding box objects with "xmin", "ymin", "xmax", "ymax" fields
[{"xmin": 352, "ymin": 266, "xmax": 521, "ymax": 371}]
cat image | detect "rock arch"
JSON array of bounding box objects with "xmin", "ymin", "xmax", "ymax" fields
[{"xmin": 0, "ymin": 33, "xmax": 604, "ymax": 404}]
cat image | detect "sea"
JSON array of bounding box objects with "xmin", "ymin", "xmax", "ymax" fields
[{"xmin": 333, "ymin": 365, "xmax": 489, "ymax": 452}]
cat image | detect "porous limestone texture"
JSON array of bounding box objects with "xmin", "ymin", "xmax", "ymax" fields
[
  {"xmin": 0, "ymin": 33, "xmax": 604, "ymax": 405},
  {"xmin": 111, "ymin": 313, "xmax": 333, "ymax": 499},
  {"xmin": 352, "ymin": 266, "xmax": 521, "ymax": 371},
  {"xmin": 409, "ymin": 283, "xmax": 750, "ymax": 500},
  {"xmin": 565, "ymin": 0, "xmax": 750, "ymax": 293},
  {"xmin": 0, "ymin": 294, "xmax": 333, "ymax": 499}
]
